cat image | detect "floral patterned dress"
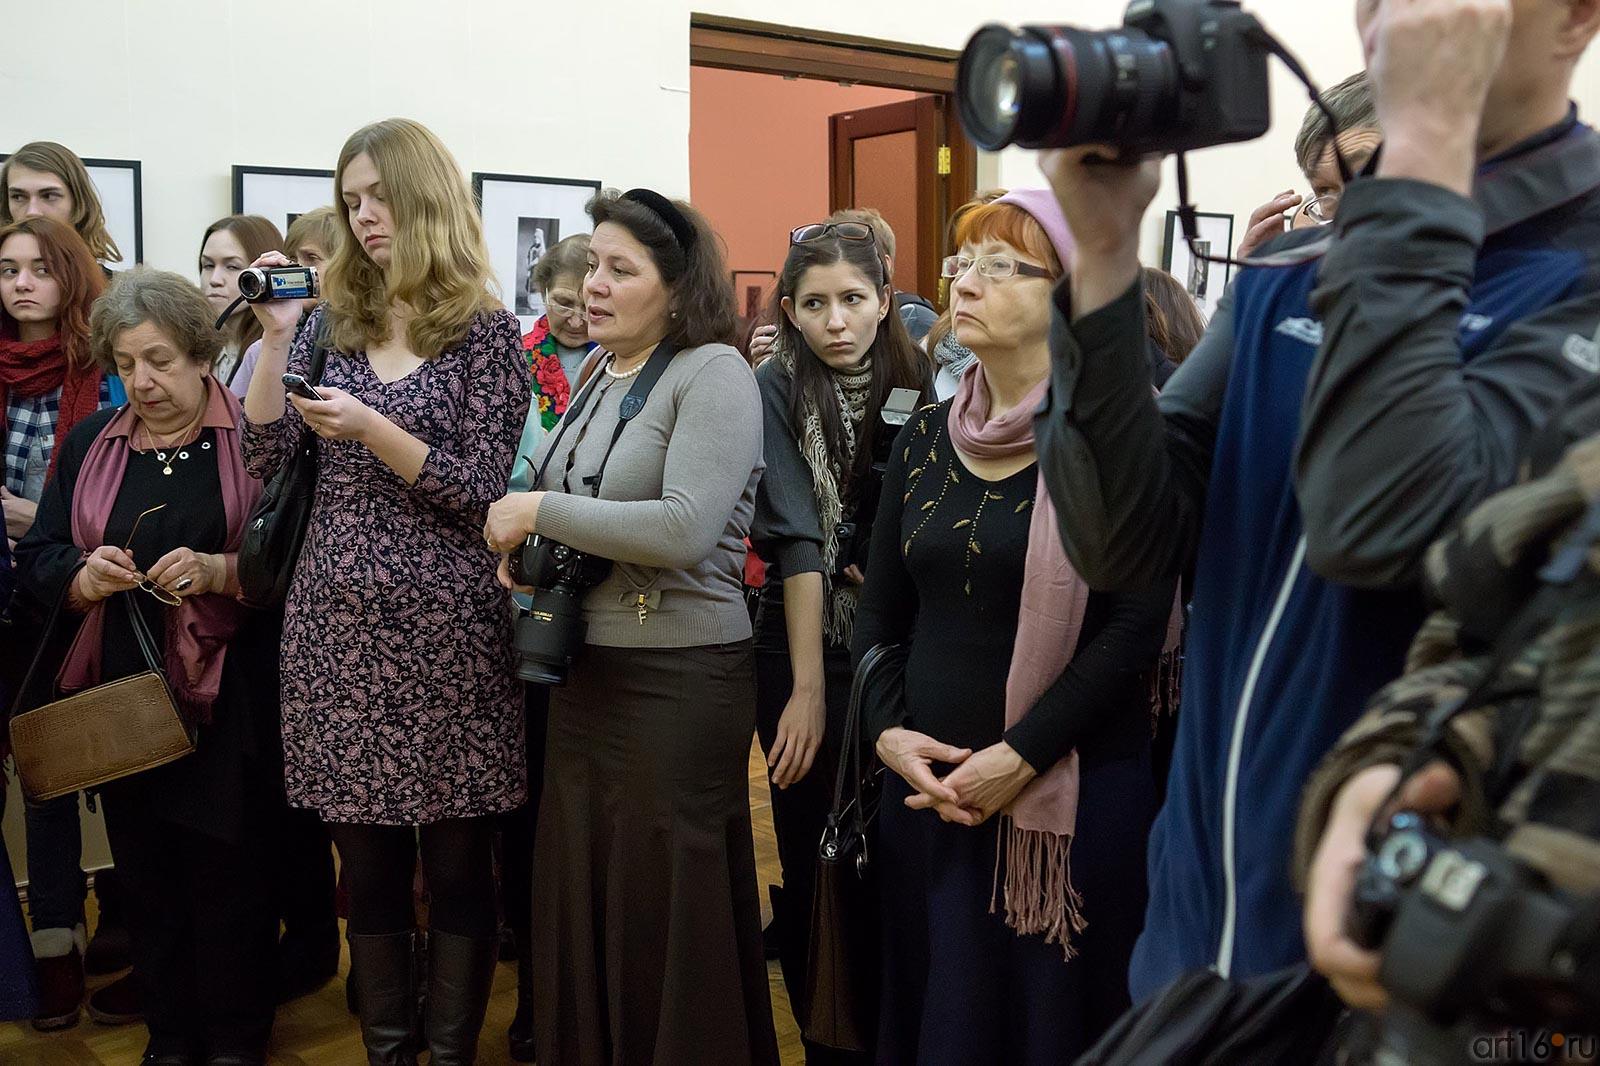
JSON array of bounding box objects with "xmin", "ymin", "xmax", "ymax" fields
[{"xmin": 242, "ymin": 306, "xmax": 531, "ymax": 825}]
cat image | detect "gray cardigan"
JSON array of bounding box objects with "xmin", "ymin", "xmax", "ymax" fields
[{"xmin": 529, "ymin": 342, "xmax": 763, "ymax": 648}]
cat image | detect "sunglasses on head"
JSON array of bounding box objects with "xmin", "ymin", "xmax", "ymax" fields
[{"xmin": 790, "ymin": 221, "xmax": 875, "ymax": 246}]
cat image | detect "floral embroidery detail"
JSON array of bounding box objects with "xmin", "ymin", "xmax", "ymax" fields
[{"xmin": 521, "ymin": 316, "xmax": 574, "ymax": 432}]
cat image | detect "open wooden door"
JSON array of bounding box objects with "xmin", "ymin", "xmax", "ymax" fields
[{"xmin": 829, "ymin": 94, "xmax": 975, "ymax": 307}]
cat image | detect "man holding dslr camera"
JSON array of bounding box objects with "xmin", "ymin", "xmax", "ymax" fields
[{"xmin": 1032, "ymin": 0, "xmax": 1600, "ymax": 1002}]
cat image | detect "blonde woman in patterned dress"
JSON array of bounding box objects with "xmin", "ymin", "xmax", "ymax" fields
[{"xmin": 241, "ymin": 118, "xmax": 528, "ymax": 1066}]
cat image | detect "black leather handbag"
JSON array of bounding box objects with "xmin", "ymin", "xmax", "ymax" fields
[
  {"xmin": 237, "ymin": 318, "xmax": 329, "ymax": 607},
  {"xmin": 802, "ymin": 641, "xmax": 906, "ymax": 1053}
]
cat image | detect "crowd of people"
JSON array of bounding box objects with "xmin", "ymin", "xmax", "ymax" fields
[{"xmin": 1, "ymin": 2, "xmax": 1599, "ymax": 1065}]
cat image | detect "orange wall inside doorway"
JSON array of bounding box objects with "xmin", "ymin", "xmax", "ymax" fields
[{"xmin": 690, "ymin": 66, "xmax": 920, "ymax": 301}]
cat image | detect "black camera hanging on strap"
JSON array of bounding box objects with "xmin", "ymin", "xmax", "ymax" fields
[{"xmin": 510, "ymin": 340, "xmax": 677, "ymax": 687}]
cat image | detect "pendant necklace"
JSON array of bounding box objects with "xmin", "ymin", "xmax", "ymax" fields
[{"xmin": 142, "ymin": 413, "xmax": 205, "ymax": 476}]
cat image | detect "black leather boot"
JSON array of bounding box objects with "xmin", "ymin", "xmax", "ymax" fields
[
  {"xmin": 346, "ymin": 932, "xmax": 419, "ymax": 1066},
  {"xmin": 508, "ymin": 925, "xmax": 535, "ymax": 1062},
  {"xmin": 424, "ymin": 930, "xmax": 499, "ymax": 1066}
]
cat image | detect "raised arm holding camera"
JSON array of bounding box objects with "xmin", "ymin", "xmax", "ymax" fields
[{"xmin": 1017, "ymin": 0, "xmax": 1600, "ymax": 1000}]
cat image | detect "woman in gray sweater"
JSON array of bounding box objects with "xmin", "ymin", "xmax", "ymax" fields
[{"xmin": 484, "ymin": 189, "xmax": 778, "ymax": 1066}]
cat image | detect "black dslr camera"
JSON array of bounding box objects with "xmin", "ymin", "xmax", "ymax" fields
[
  {"xmin": 956, "ymin": 0, "xmax": 1272, "ymax": 154},
  {"xmin": 510, "ymin": 535, "xmax": 613, "ymax": 686},
  {"xmin": 1346, "ymin": 812, "xmax": 1600, "ymax": 1065}
]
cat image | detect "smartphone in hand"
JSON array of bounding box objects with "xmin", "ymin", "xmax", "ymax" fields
[{"xmin": 281, "ymin": 373, "xmax": 324, "ymax": 401}]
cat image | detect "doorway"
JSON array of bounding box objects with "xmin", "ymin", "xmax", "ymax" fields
[{"xmin": 689, "ymin": 15, "xmax": 978, "ymax": 312}]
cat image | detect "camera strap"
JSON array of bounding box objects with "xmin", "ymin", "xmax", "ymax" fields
[
  {"xmin": 1373, "ymin": 496, "xmax": 1600, "ymax": 844},
  {"xmin": 529, "ymin": 340, "xmax": 677, "ymax": 499}
]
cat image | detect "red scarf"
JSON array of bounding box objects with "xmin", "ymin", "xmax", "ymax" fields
[
  {"xmin": 0, "ymin": 333, "xmax": 104, "ymax": 479},
  {"xmin": 57, "ymin": 379, "xmax": 261, "ymax": 723}
]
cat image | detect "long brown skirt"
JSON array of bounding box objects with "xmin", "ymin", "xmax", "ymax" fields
[{"xmin": 533, "ymin": 640, "xmax": 781, "ymax": 1066}]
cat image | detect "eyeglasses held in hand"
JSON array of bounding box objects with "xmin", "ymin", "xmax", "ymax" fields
[
  {"xmin": 941, "ymin": 254, "xmax": 1053, "ymax": 281},
  {"xmin": 121, "ymin": 504, "xmax": 182, "ymax": 607},
  {"xmin": 790, "ymin": 222, "xmax": 875, "ymax": 245}
]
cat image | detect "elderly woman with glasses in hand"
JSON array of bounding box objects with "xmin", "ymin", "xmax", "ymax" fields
[{"xmin": 15, "ymin": 268, "xmax": 281, "ymax": 1066}]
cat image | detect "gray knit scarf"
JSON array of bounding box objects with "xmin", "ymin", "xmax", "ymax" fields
[{"xmin": 776, "ymin": 331, "xmax": 873, "ymax": 645}]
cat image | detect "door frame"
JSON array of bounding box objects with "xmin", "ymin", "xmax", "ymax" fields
[{"xmin": 690, "ymin": 14, "xmax": 978, "ymax": 305}]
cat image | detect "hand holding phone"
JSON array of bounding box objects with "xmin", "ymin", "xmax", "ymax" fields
[{"xmin": 282, "ymin": 373, "xmax": 324, "ymax": 401}]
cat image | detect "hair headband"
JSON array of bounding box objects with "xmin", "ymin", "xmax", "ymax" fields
[{"xmin": 621, "ymin": 188, "xmax": 697, "ymax": 253}]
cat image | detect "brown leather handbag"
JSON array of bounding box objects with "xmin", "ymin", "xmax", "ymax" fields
[
  {"xmin": 803, "ymin": 642, "xmax": 905, "ymax": 1053},
  {"xmin": 8, "ymin": 567, "xmax": 194, "ymax": 802}
]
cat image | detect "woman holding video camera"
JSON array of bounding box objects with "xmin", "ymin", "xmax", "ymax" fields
[
  {"xmin": 748, "ymin": 218, "xmax": 930, "ymax": 1060},
  {"xmin": 852, "ymin": 190, "xmax": 1178, "ymax": 1061},
  {"xmin": 483, "ymin": 188, "xmax": 777, "ymax": 1066},
  {"xmin": 242, "ymin": 118, "xmax": 528, "ymax": 1066}
]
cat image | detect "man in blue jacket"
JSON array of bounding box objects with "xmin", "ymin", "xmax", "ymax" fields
[{"xmin": 1035, "ymin": 0, "xmax": 1600, "ymax": 1000}]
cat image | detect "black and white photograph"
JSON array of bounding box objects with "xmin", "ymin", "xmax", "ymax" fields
[
  {"xmin": 515, "ymin": 217, "xmax": 560, "ymax": 316},
  {"xmin": 1162, "ymin": 210, "xmax": 1234, "ymax": 321},
  {"xmin": 2, "ymin": 154, "xmax": 144, "ymax": 269},
  {"xmin": 231, "ymin": 165, "xmax": 335, "ymax": 236},
  {"xmin": 473, "ymin": 172, "xmax": 600, "ymax": 332}
]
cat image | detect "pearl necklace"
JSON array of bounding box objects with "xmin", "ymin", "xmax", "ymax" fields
[{"xmin": 603, "ymin": 355, "xmax": 646, "ymax": 380}]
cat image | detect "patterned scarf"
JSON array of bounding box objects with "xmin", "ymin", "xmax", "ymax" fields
[
  {"xmin": 776, "ymin": 330, "xmax": 873, "ymax": 645},
  {"xmin": 520, "ymin": 315, "xmax": 592, "ymax": 433}
]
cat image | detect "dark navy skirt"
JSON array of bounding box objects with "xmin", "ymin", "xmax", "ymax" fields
[{"xmin": 874, "ymin": 750, "xmax": 1158, "ymax": 1065}]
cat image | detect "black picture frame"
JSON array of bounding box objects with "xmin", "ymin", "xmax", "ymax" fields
[
  {"xmin": 731, "ymin": 270, "xmax": 778, "ymax": 321},
  {"xmin": 231, "ymin": 165, "xmax": 337, "ymax": 234},
  {"xmin": 472, "ymin": 173, "xmax": 603, "ymax": 328},
  {"xmin": 1160, "ymin": 209, "xmax": 1235, "ymax": 319},
  {"xmin": 0, "ymin": 153, "xmax": 144, "ymax": 267}
]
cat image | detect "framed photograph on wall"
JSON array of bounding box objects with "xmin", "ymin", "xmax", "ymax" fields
[
  {"xmin": 232, "ymin": 166, "xmax": 335, "ymax": 237},
  {"xmin": 1161, "ymin": 210, "xmax": 1234, "ymax": 321},
  {"xmin": 472, "ymin": 173, "xmax": 601, "ymax": 331},
  {"xmin": 2, "ymin": 154, "xmax": 144, "ymax": 269},
  {"xmin": 731, "ymin": 271, "xmax": 777, "ymax": 322}
]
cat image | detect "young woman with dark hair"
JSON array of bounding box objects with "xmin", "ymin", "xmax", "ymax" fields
[
  {"xmin": 749, "ymin": 220, "xmax": 930, "ymax": 1061},
  {"xmin": 484, "ymin": 188, "xmax": 778, "ymax": 1066},
  {"xmin": 198, "ymin": 215, "xmax": 284, "ymax": 388}
]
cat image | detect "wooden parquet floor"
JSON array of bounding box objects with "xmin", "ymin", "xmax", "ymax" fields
[{"xmin": 0, "ymin": 742, "xmax": 804, "ymax": 1065}]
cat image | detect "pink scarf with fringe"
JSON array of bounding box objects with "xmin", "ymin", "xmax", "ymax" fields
[
  {"xmin": 57, "ymin": 379, "xmax": 260, "ymax": 723},
  {"xmin": 947, "ymin": 362, "xmax": 1180, "ymax": 957}
]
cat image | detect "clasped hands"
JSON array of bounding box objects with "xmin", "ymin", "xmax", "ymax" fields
[{"xmin": 875, "ymin": 726, "xmax": 1036, "ymax": 827}]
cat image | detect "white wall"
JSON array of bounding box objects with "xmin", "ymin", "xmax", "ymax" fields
[
  {"xmin": 5, "ymin": 1, "xmax": 1596, "ymax": 273},
  {"xmin": 3, "ymin": 0, "xmax": 1598, "ymax": 876}
]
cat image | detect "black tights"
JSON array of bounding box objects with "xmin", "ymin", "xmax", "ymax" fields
[{"xmin": 328, "ymin": 817, "xmax": 497, "ymax": 939}]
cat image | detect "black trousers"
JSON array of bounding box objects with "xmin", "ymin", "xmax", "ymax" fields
[
  {"xmin": 498, "ymin": 683, "xmax": 550, "ymax": 942},
  {"xmin": 102, "ymin": 795, "xmax": 277, "ymax": 1056},
  {"xmin": 754, "ymin": 607, "xmax": 870, "ymax": 1066},
  {"xmin": 272, "ymin": 803, "xmax": 337, "ymax": 940}
]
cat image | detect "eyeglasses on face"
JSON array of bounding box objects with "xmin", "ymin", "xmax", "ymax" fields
[
  {"xmin": 941, "ymin": 254, "xmax": 1053, "ymax": 281},
  {"xmin": 545, "ymin": 296, "xmax": 586, "ymax": 321},
  {"xmin": 1295, "ymin": 192, "xmax": 1339, "ymax": 226},
  {"xmin": 790, "ymin": 222, "xmax": 875, "ymax": 246}
]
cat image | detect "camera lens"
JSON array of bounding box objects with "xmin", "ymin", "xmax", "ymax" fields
[
  {"xmin": 237, "ymin": 267, "xmax": 267, "ymax": 302},
  {"xmin": 513, "ymin": 586, "xmax": 587, "ymax": 686},
  {"xmin": 957, "ymin": 23, "xmax": 1177, "ymax": 152}
]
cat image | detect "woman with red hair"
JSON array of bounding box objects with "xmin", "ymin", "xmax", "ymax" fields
[{"xmin": 0, "ymin": 216, "xmax": 128, "ymax": 1031}]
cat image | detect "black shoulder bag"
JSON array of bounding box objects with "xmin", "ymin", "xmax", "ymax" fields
[
  {"xmin": 237, "ymin": 316, "xmax": 331, "ymax": 607},
  {"xmin": 803, "ymin": 641, "xmax": 906, "ymax": 1053}
]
